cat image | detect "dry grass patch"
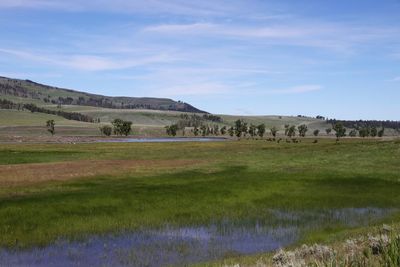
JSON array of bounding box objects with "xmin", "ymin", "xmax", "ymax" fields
[{"xmin": 0, "ymin": 159, "xmax": 202, "ymax": 187}]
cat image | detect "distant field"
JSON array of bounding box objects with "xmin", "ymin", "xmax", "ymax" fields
[
  {"xmin": 47, "ymin": 105, "xmax": 187, "ymax": 126},
  {"xmin": 220, "ymin": 114, "xmax": 329, "ymax": 132},
  {"xmin": 47, "ymin": 105, "xmax": 331, "ymax": 130},
  {"xmin": 1, "ymin": 106, "xmax": 398, "ymax": 140},
  {"xmin": 0, "ymin": 109, "xmax": 94, "ymax": 127},
  {"xmin": 69, "ymin": 107, "xmax": 329, "ymax": 130}
]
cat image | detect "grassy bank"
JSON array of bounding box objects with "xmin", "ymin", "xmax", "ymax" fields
[{"xmin": 0, "ymin": 139, "xmax": 399, "ymax": 258}]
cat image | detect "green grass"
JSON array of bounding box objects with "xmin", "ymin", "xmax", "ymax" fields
[
  {"xmin": 0, "ymin": 109, "xmax": 101, "ymax": 138},
  {"xmin": 0, "ymin": 139, "xmax": 399, "ymax": 251},
  {"xmin": 0, "ymin": 109, "xmax": 94, "ymax": 127}
]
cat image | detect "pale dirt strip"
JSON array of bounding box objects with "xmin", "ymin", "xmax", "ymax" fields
[{"xmin": 0, "ymin": 159, "xmax": 201, "ymax": 187}]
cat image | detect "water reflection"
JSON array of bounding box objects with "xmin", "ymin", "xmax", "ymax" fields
[{"xmin": 0, "ymin": 208, "xmax": 395, "ymax": 267}]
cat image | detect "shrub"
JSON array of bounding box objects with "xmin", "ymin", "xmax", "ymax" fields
[{"xmin": 99, "ymin": 125, "xmax": 112, "ymax": 136}]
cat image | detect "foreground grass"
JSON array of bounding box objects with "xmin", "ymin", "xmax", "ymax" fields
[
  {"xmin": 205, "ymin": 224, "xmax": 400, "ymax": 267},
  {"xmin": 0, "ymin": 139, "xmax": 399, "ymax": 252}
]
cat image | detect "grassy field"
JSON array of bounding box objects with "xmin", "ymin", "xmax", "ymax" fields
[
  {"xmin": 0, "ymin": 139, "xmax": 399, "ymax": 260},
  {"xmin": 0, "ymin": 110, "xmax": 95, "ymax": 127}
]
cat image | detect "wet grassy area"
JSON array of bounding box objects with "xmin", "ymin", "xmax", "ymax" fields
[
  {"xmin": 1, "ymin": 208, "xmax": 396, "ymax": 266},
  {"xmin": 0, "ymin": 139, "xmax": 399, "ymax": 265}
]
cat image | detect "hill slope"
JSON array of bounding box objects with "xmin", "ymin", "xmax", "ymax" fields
[{"xmin": 0, "ymin": 76, "xmax": 205, "ymax": 113}]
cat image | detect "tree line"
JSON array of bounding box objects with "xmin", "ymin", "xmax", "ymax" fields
[
  {"xmin": 0, "ymin": 99, "xmax": 95, "ymax": 123},
  {"xmin": 327, "ymin": 119, "xmax": 399, "ymax": 131},
  {"xmin": 164, "ymin": 119, "xmax": 387, "ymax": 142}
]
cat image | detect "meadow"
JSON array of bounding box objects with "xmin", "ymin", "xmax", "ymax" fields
[{"xmin": 0, "ymin": 138, "xmax": 399, "ymax": 265}]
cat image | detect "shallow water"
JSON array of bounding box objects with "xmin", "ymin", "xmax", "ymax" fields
[
  {"xmin": 0, "ymin": 208, "xmax": 395, "ymax": 267},
  {"xmin": 97, "ymin": 137, "xmax": 227, "ymax": 143}
]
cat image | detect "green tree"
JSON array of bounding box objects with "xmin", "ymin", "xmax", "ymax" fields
[
  {"xmin": 121, "ymin": 121, "xmax": 132, "ymax": 136},
  {"xmin": 99, "ymin": 125, "xmax": 112, "ymax": 136},
  {"xmin": 193, "ymin": 126, "xmax": 200, "ymax": 136},
  {"xmin": 378, "ymin": 127, "xmax": 385, "ymax": 137},
  {"xmin": 349, "ymin": 129, "xmax": 357, "ymax": 137},
  {"xmin": 287, "ymin": 125, "xmax": 296, "ymax": 138},
  {"xmin": 228, "ymin": 127, "xmax": 234, "ymax": 137},
  {"xmin": 313, "ymin": 129, "xmax": 320, "ymax": 137},
  {"xmin": 325, "ymin": 128, "xmax": 332, "ymax": 135},
  {"xmin": 270, "ymin": 126, "xmax": 278, "ymax": 140},
  {"xmin": 112, "ymin": 119, "xmax": 132, "ymax": 136},
  {"xmin": 370, "ymin": 126, "xmax": 378, "ymax": 137},
  {"xmin": 165, "ymin": 124, "xmax": 178, "ymax": 136},
  {"xmin": 200, "ymin": 125, "xmax": 207, "ymax": 137},
  {"xmin": 46, "ymin": 120, "xmax": 55, "ymax": 136},
  {"xmin": 249, "ymin": 124, "xmax": 257, "ymax": 138},
  {"xmin": 220, "ymin": 126, "xmax": 227, "ymax": 135},
  {"xmin": 213, "ymin": 125, "xmax": 220, "ymax": 136},
  {"xmin": 234, "ymin": 119, "xmax": 247, "ymax": 138},
  {"xmin": 112, "ymin": 119, "xmax": 124, "ymax": 135},
  {"xmin": 358, "ymin": 126, "xmax": 370, "ymax": 138},
  {"xmin": 284, "ymin": 124, "xmax": 290, "ymax": 136},
  {"xmin": 297, "ymin": 124, "xmax": 308, "ymax": 137},
  {"xmin": 333, "ymin": 123, "xmax": 346, "ymax": 141},
  {"xmin": 257, "ymin": 124, "xmax": 266, "ymax": 138},
  {"xmin": 241, "ymin": 122, "xmax": 248, "ymax": 137}
]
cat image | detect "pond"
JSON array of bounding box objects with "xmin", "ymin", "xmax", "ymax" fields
[
  {"xmin": 0, "ymin": 207, "xmax": 395, "ymax": 267},
  {"xmin": 96, "ymin": 137, "xmax": 228, "ymax": 143}
]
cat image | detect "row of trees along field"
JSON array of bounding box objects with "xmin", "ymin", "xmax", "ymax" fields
[
  {"xmin": 165, "ymin": 119, "xmax": 386, "ymax": 142},
  {"xmin": 0, "ymin": 99, "xmax": 95, "ymax": 122},
  {"xmin": 42, "ymin": 118, "xmax": 133, "ymax": 137},
  {"xmin": 327, "ymin": 118, "xmax": 400, "ymax": 131},
  {"xmin": 165, "ymin": 119, "xmax": 268, "ymax": 138}
]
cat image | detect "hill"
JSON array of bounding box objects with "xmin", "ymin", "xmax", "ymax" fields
[
  {"xmin": 0, "ymin": 76, "xmax": 205, "ymax": 113},
  {"xmin": 1, "ymin": 76, "xmax": 399, "ymax": 142}
]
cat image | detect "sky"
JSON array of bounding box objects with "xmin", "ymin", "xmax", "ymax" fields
[{"xmin": 0, "ymin": 0, "xmax": 399, "ymax": 120}]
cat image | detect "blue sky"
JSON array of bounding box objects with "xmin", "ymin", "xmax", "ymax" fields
[{"xmin": 0, "ymin": 0, "xmax": 399, "ymax": 120}]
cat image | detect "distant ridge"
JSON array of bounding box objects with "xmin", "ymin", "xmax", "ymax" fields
[{"xmin": 0, "ymin": 76, "xmax": 206, "ymax": 113}]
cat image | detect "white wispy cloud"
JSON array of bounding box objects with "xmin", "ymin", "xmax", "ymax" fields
[
  {"xmin": 144, "ymin": 23, "xmax": 309, "ymax": 38},
  {"xmin": 0, "ymin": 48, "xmax": 177, "ymax": 71},
  {"xmin": 0, "ymin": 72, "xmax": 61, "ymax": 79},
  {"xmin": 0, "ymin": 0, "xmax": 253, "ymax": 16},
  {"xmin": 155, "ymin": 82, "xmax": 231, "ymax": 96},
  {"xmin": 144, "ymin": 22, "xmax": 399, "ymax": 53},
  {"xmin": 267, "ymin": 85, "xmax": 322, "ymax": 94},
  {"xmin": 0, "ymin": 0, "xmax": 76, "ymax": 9},
  {"xmin": 145, "ymin": 66, "xmax": 281, "ymax": 76},
  {"xmin": 144, "ymin": 23, "xmax": 216, "ymax": 34}
]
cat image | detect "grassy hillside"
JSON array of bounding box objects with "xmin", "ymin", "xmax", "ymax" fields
[
  {"xmin": 0, "ymin": 76, "xmax": 205, "ymax": 113},
  {"xmin": 0, "ymin": 110, "xmax": 92, "ymax": 126},
  {"xmin": 0, "ymin": 110, "xmax": 100, "ymax": 138}
]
